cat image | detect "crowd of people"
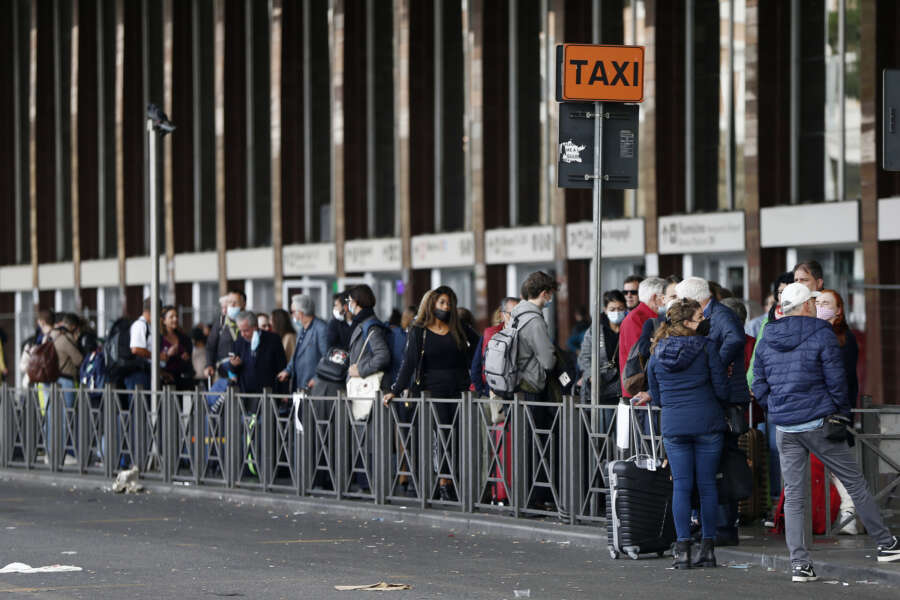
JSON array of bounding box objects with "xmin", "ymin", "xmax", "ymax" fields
[{"xmin": 12, "ymin": 261, "xmax": 899, "ymax": 579}]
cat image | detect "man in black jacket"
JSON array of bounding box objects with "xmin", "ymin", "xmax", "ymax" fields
[
  {"xmin": 229, "ymin": 310, "xmax": 287, "ymax": 394},
  {"xmin": 205, "ymin": 290, "xmax": 245, "ymax": 380},
  {"xmin": 325, "ymin": 292, "xmax": 353, "ymax": 350}
]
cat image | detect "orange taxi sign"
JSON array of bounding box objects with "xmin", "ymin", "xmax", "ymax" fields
[{"xmin": 557, "ymin": 44, "xmax": 645, "ymax": 103}]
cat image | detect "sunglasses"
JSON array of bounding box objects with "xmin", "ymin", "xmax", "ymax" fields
[{"xmin": 623, "ymin": 290, "xmax": 638, "ymax": 295}]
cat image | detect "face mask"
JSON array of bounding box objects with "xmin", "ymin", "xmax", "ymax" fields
[
  {"xmin": 332, "ymin": 309, "xmax": 342, "ymax": 321},
  {"xmin": 292, "ymin": 318, "xmax": 302, "ymax": 332},
  {"xmin": 348, "ymin": 301, "xmax": 358, "ymax": 316},
  {"xmin": 434, "ymin": 309, "xmax": 451, "ymax": 324},
  {"xmin": 227, "ymin": 306, "xmax": 240, "ymax": 321},
  {"xmin": 606, "ymin": 310, "xmax": 626, "ymax": 325},
  {"xmin": 665, "ymin": 299, "xmax": 676, "ymax": 311},
  {"xmin": 251, "ymin": 329, "xmax": 260, "ymax": 352},
  {"xmin": 696, "ymin": 319, "xmax": 711, "ymax": 336},
  {"xmin": 657, "ymin": 304, "xmax": 667, "ymax": 316},
  {"xmin": 816, "ymin": 306, "xmax": 836, "ymax": 321},
  {"xmin": 544, "ymin": 293, "xmax": 554, "ymax": 307}
]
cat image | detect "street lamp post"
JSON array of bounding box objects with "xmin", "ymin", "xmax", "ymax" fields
[{"xmin": 146, "ymin": 104, "xmax": 175, "ymax": 428}]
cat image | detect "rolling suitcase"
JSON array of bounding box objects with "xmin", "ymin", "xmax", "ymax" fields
[
  {"xmin": 605, "ymin": 403, "xmax": 675, "ymax": 560},
  {"xmin": 737, "ymin": 427, "xmax": 769, "ymax": 522}
]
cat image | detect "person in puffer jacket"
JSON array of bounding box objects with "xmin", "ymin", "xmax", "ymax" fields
[
  {"xmin": 752, "ymin": 283, "xmax": 898, "ymax": 581},
  {"xmin": 642, "ymin": 299, "xmax": 729, "ymax": 570}
]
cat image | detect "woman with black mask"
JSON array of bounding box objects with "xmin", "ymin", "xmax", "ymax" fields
[{"xmin": 385, "ymin": 286, "xmax": 473, "ymax": 501}]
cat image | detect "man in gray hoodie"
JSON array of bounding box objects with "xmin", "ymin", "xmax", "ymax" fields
[
  {"xmin": 510, "ymin": 271, "xmax": 558, "ymax": 398},
  {"xmin": 511, "ymin": 270, "xmax": 560, "ymax": 511}
]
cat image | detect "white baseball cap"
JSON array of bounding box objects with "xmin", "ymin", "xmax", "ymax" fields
[{"xmin": 780, "ymin": 282, "xmax": 820, "ymax": 314}]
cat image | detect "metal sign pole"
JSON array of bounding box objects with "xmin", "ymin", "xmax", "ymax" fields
[
  {"xmin": 589, "ymin": 102, "xmax": 604, "ymax": 410},
  {"xmin": 147, "ymin": 119, "xmax": 159, "ymax": 404}
]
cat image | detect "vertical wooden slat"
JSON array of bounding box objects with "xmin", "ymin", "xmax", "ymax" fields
[
  {"xmin": 163, "ymin": 0, "xmax": 175, "ymax": 303},
  {"xmin": 115, "ymin": 0, "xmax": 125, "ymax": 299},
  {"xmin": 744, "ymin": 0, "xmax": 762, "ymax": 303},
  {"xmin": 395, "ymin": 0, "xmax": 411, "ymax": 305},
  {"xmin": 214, "ymin": 0, "xmax": 226, "ymax": 295}
]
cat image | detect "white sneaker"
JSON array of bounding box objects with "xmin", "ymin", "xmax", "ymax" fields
[
  {"xmin": 63, "ymin": 454, "xmax": 78, "ymax": 466},
  {"xmin": 837, "ymin": 510, "xmax": 858, "ymax": 535}
]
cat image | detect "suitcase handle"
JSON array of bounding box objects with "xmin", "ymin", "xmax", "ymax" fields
[{"xmin": 628, "ymin": 402, "xmax": 658, "ymax": 470}]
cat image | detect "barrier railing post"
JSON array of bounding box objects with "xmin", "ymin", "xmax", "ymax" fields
[
  {"xmin": 464, "ymin": 392, "xmax": 474, "ymax": 514},
  {"xmin": 513, "ymin": 393, "xmax": 522, "ymax": 519},
  {"xmin": 261, "ymin": 388, "xmax": 271, "ymax": 491},
  {"xmin": 419, "ymin": 394, "xmax": 428, "ymax": 510},
  {"xmin": 226, "ymin": 385, "xmax": 235, "ymax": 488},
  {"xmin": 77, "ymin": 387, "xmax": 87, "ymax": 473},
  {"xmin": 162, "ymin": 386, "xmax": 171, "ymax": 484},
  {"xmin": 193, "ymin": 386, "xmax": 202, "ymax": 485},
  {"xmin": 50, "ymin": 383, "xmax": 59, "ymax": 472},
  {"xmin": 103, "ymin": 385, "xmax": 112, "ymax": 479},
  {"xmin": 566, "ymin": 395, "xmax": 576, "ymax": 525},
  {"xmin": 374, "ymin": 391, "xmax": 384, "ymax": 506},
  {"xmin": 0, "ymin": 383, "xmax": 6, "ymax": 468}
]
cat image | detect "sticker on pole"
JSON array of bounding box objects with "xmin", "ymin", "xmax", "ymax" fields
[{"xmin": 557, "ymin": 44, "xmax": 645, "ymax": 103}]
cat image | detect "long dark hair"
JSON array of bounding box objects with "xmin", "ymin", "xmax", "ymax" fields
[
  {"xmin": 415, "ymin": 285, "xmax": 466, "ymax": 350},
  {"xmin": 650, "ymin": 298, "xmax": 701, "ymax": 354},
  {"xmin": 270, "ymin": 308, "xmax": 293, "ymax": 337}
]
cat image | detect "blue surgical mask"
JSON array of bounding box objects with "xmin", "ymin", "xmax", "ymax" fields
[
  {"xmin": 251, "ymin": 329, "xmax": 260, "ymax": 352},
  {"xmin": 227, "ymin": 306, "xmax": 240, "ymax": 321},
  {"xmin": 292, "ymin": 318, "xmax": 302, "ymax": 332}
]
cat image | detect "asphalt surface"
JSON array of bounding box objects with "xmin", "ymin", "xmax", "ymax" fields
[{"xmin": 0, "ymin": 477, "xmax": 895, "ymax": 599}]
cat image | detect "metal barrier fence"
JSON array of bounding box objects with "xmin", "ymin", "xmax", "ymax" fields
[{"xmin": 1, "ymin": 384, "xmax": 896, "ymax": 534}]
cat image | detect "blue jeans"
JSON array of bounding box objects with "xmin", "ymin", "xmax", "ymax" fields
[{"xmin": 664, "ymin": 432, "xmax": 724, "ymax": 542}]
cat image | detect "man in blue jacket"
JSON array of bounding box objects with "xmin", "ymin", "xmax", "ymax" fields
[
  {"xmin": 278, "ymin": 294, "xmax": 328, "ymax": 392},
  {"xmin": 752, "ymin": 283, "xmax": 898, "ymax": 581},
  {"xmin": 676, "ymin": 277, "xmax": 750, "ymax": 546}
]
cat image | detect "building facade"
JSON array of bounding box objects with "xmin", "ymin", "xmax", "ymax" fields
[{"xmin": 0, "ymin": 0, "xmax": 899, "ymax": 404}]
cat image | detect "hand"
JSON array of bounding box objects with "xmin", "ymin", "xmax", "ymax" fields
[
  {"xmin": 204, "ymin": 366, "xmax": 215, "ymax": 378},
  {"xmin": 632, "ymin": 391, "xmax": 652, "ymax": 406},
  {"xmin": 307, "ymin": 378, "xmax": 315, "ymax": 389},
  {"xmin": 348, "ymin": 364, "xmax": 360, "ymax": 378},
  {"xmin": 167, "ymin": 345, "xmax": 178, "ymax": 358},
  {"xmin": 383, "ymin": 392, "xmax": 395, "ymax": 406},
  {"xmin": 181, "ymin": 352, "xmax": 190, "ymax": 361},
  {"xmin": 727, "ymin": 364, "xmax": 734, "ymax": 377},
  {"xmin": 229, "ymin": 355, "xmax": 242, "ymax": 367},
  {"xmin": 576, "ymin": 377, "xmax": 583, "ymax": 387},
  {"xmin": 277, "ymin": 370, "xmax": 289, "ymax": 382}
]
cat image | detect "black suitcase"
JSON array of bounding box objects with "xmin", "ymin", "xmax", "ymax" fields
[{"xmin": 604, "ymin": 458, "xmax": 676, "ymax": 559}]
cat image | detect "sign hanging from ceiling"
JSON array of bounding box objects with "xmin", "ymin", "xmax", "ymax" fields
[{"xmin": 556, "ymin": 44, "xmax": 645, "ymax": 103}]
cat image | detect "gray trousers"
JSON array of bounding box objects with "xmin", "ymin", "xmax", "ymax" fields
[{"xmin": 777, "ymin": 425, "xmax": 894, "ymax": 565}]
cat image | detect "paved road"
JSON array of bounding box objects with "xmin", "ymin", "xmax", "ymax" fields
[{"xmin": 0, "ymin": 477, "xmax": 894, "ymax": 599}]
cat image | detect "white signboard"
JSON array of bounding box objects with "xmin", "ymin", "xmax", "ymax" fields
[
  {"xmin": 344, "ymin": 238, "xmax": 402, "ymax": 272},
  {"xmin": 283, "ymin": 243, "xmax": 336, "ymax": 276},
  {"xmin": 566, "ymin": 219, "xmax": 645, "ymax": 259},
  {"xmin": 658, "ymin": 212, "xmax": 745, "ymax": 254},
  {"xmin": 878, "ymin": 197, "xmax": 900, "ymax": 241},
  {"xmin": 485, "ymin": 226, "xmax": 555, "ymax": 265},
  {"xmin": 411, "ymin": 232, "xmax": 475, "ymax": 269},
  {"xmin": 761, "ymin": 201, "xmax": 858, "ymax": 247}
]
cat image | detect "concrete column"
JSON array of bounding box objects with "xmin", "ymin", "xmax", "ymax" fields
[
  {"xmin": 550, "ymin": 0, "xmax": 568, "ymax": 340},
  {"xmin": 214, "ymin": 0, "xmax": 226, "ymax": 294},
  {"xmin": 272, "ymin": 0, "xmax": 283, "ymax": 301},
  {"xmin": 394, "ymin": 0, "xmax": 411, "ymax": 304},
  {"xmin": 858, "ymin": 0, "xmax": 882, "ymax": 404},
  {"xmin": 114, "ymin": 0, "xmax": 126, "ymax": 300},
  {"xmin": 466, "ymin": 0, "xmax": 486, "ymax": 323},
  {"xmin": 331, "ymin": 0, "xmax": 346, "ymax": 277},
  {"xmin": 743, "ymin": 0, "xmax": 763, "ymax": 303},
  {"xmin": 29, "ymin": 0, "xmax": 38, "ymax": 306},
  {"xmin": 433, "ymin": 0, "xmax": 443, "ymax": 232},
  {"xmin": 640, "ymin": 0, "xmax": 658, "ymax": 257},
  {"xmin": 71, "ymin": 0, "xmax": 82, "ymax": 309},
  {"xmin": 163, "ymin": 0, "xmax": 175, "ymax": 304}
]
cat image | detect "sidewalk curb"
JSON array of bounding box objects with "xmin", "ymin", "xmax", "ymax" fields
[{"xmin": 4, "ymin": 468, "xmax": 899, "ymax": 585}]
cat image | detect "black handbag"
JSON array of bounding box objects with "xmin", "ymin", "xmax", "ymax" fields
[
  {"xmin": 723, "ymin": 403, "xmax": 749, "ymax": 436},
  {"xmin": 825, "ymin": 414, "xmax": 851, "ymax": 442},
  {"xmin": 716, "ymin": 444, "xmax": 753, "ymax": 502},
  {"xmin": 315, "ymin": 347, "xmax": 350, "ymax": 383}
]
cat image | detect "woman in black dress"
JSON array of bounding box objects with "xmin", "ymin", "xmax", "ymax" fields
[{"xmin": 385, "ymin": 286, "xmax": 473, "ymax": 501}]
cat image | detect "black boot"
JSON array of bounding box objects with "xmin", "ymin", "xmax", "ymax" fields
[
  {"xmin": 672, "ymin": 541, "xmax": 692, "ymax": 569},
  {"xmin": 692, "ymin": 538, "xmax": 716, "ymax": 568}
]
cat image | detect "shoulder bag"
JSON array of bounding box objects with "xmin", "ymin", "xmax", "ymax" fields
[{"xmin": 347, "ymin": 329, "xmax": 383, "ymax": 421}]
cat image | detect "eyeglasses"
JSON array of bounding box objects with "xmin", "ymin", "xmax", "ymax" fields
[{"xmin": 623, "ymin": 290, "xmax": 638, "ymax": 296}]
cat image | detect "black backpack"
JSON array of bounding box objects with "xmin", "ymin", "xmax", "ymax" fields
[{"xmin": 105, "ymin": 318, "xmax": 145, "ymax": 382}]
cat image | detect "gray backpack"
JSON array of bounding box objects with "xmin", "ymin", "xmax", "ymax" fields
[{"xmin": 483, "ymin": 313, "xmax": 539, "ymax": 397}]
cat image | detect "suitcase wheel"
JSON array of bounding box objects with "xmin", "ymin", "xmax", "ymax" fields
[
  {"xmin": 657, "ymin": 551, "xmax": 666, "ymax": 558},
  {"xmin": 608, "ymin": 547, "xmax": 620, "ymax": 560},
  {"xmin": 626, "ymin": 549, "xmax": 639, "ymax": 560}
]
